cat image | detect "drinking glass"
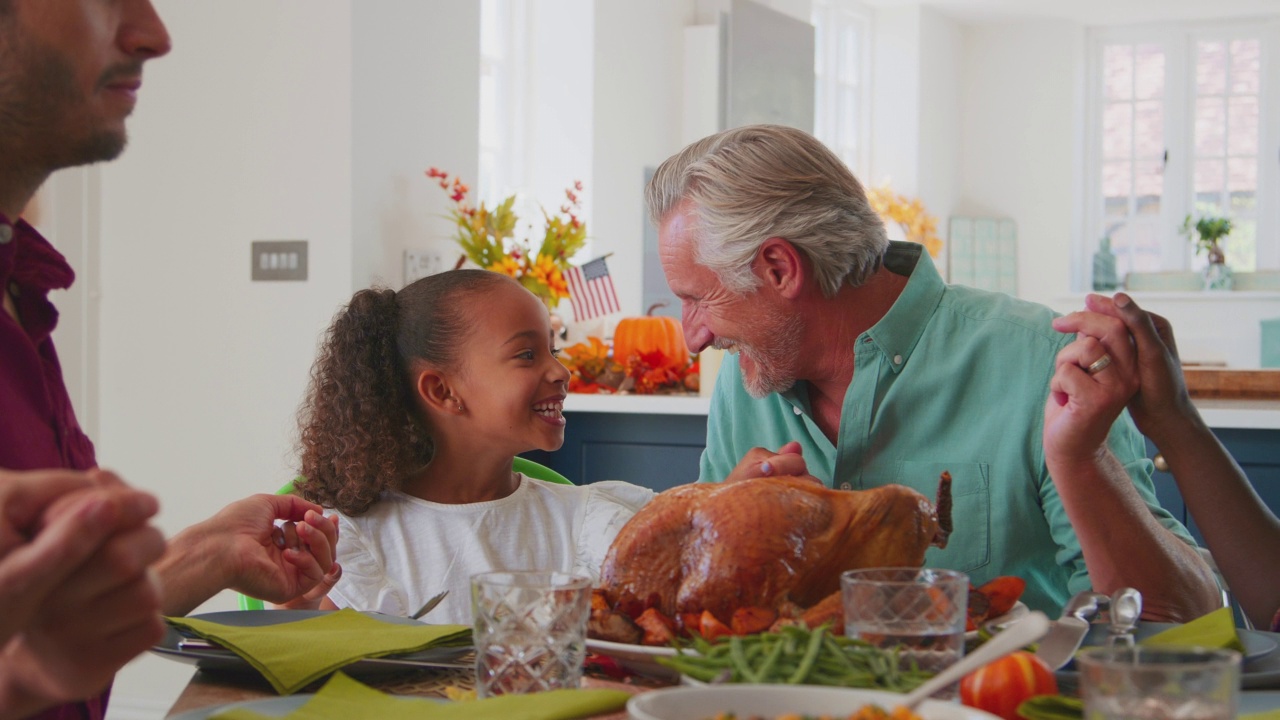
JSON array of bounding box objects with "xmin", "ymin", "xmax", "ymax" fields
[
  {"xmin": 471, "ymin": 571, "xmax": 592, "ymax": 697},
  {"xmin": 841, "ymin": 567, "xmax": 969, "ymax": 675},
  {"xmin": 1076, "ymin": 646, "xmax": 1240, "ymax": 720}
]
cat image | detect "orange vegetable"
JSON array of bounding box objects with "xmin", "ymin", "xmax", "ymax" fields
[
  {"xmin": 698, "ymin": 610, "xmax": 734, "ymax": 641},
  {"xmin": 613, "ymin": 303, "xmax": 689, "ymax": 370},
  {"xmin": 975, "ymin": 576, "xmax": 1027, "ymax": 618},
  {"xmin": 960, "ymin": 651, "xmax": 1058, "ymax": 720},
  {"xmin": 634, "ymin": 607, "xmax": 678, "ymax": 646},
  {"xmin": 730, "ymin": 606, "xmax": 778, "ymax": 636}
]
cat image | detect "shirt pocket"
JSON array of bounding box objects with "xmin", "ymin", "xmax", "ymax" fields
[{"xmin": 900, "ymin": 461, "xmax": 991, "ymax": 574}]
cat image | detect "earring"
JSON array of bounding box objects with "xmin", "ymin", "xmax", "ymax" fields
[{"xmin": 454, "ymin": 400, "xmax": 465, "ymax": 412}]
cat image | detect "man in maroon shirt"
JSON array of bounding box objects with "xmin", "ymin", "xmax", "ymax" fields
[{"xmin": 0, "ymin": 2, "xmax": 340, "ymax": 718}]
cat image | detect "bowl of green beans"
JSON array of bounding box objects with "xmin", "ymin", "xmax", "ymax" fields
[{"xmin": 659, "ymin": 625, "xmax": 934, "ymax": 690}]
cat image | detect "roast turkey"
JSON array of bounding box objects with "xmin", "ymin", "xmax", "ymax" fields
[{"xmin": 598, "ymin": 474, "xmax": 952, "ymax": 625}]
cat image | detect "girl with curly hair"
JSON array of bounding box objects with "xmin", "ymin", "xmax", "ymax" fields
[{"xmin": 294, "ymin": 269, "xmax": 654, "ymax": 623}]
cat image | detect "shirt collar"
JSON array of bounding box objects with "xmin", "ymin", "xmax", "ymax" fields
[
  {"xmin": 0, "ymin": 213, "xmax": 76, "ymax": 344},
  {"xmin": 860, "ymin": 241, "xmax": 946, "ymax": 373}
]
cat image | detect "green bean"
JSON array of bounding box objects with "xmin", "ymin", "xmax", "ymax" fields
[{"xmin": 654, "ymin": 624, "xmax": 934, "ymax": 691}]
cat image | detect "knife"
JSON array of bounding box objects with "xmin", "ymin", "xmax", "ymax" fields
[{"xmin": 1034, "ymin": 590, "xmax": 1108, "ymax": 670}]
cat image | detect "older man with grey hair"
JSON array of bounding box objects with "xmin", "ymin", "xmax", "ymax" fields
[{"xmin": 647, "ymin": 123, "xmax": 1219, "ymax": 622}]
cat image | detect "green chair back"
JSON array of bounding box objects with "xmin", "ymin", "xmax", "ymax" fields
[{"xmin": 236, "ymin": 458, "xmax": 571, "ymax": 611}]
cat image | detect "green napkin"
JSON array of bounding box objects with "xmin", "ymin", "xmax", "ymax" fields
[
  {"xmin": 212, "ymin": 672, "xmax": 632, "ymax": 720},
  {"xmin": 1240, "ymin": 712, "xmax": 1280, "ymax": 720},
  {"xmin": 1139, "ymin": 607, "xmax": 1247, "ymax": 653},
  {"xmin": 167, "ymin": 609, "xmax": 471, "ymax": 694}
]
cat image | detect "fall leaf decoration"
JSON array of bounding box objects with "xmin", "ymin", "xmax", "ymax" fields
[
  {"xmin": 559, "ymin": 336, "xmax": 699, "ymax": 395},
  {"xmin": 427, "ymin": 167, "xmax": 587, "ymax": 308}
]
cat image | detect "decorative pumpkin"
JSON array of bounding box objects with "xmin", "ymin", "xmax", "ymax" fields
[{"xmin": 612, "ymin": 303, "xmax": 690, "ymax": 370}]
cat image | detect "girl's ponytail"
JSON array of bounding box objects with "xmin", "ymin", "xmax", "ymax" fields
[{"xmin": 296, "ymin": 288, "xmax": 429, "ymax": 515}]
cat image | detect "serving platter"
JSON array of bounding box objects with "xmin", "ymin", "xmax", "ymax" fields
[{"xmin": 151, "ymin": 610, "xmax": 472, "ymax": 677}]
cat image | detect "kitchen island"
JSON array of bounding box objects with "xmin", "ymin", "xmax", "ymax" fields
[{"xmin": 530, "ymin": 395, "xmax": 1280, "ymax": 512}]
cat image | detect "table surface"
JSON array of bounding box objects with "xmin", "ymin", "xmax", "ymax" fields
[{"xmin": 165, "ymin": 667, "xmax": 1280, "ymax": 718}]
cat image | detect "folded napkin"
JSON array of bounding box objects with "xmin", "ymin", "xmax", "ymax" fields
[
  {"xmin": 211, "ymin": 672, "xmax": 632, "ymax": 720},
  {"xmin": 1140, "ymin": 606, "xmax": 1247, "ymax": 653},
  {"xmin": 1241, "ymin": 712, "xmax": 1280, "ymax": 720},
  {"xmin": 166, "ymin": 609, "xmax": 471, "ymax": 694}
]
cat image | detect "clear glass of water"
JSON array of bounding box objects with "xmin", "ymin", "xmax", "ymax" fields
[
  {"xmin": 471, "ymin": 570, "xmax": 592, "ymax": 697},
  {"xmin": 840, "ymin": 567, "xmax": 969, "ymax": 675},
  {"xmin": 1076, "ymin": 646, "xmax": 1240, "ymax": 720}
]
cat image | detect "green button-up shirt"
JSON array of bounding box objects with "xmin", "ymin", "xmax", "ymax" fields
[{"xmin": 700, "ymin": 242, "xmax": 1193, "ymax": 614}]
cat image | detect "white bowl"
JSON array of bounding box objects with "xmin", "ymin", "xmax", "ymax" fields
[{"xmin": 627, "ymin": 684, "xmax": 1002, "ymax": 720}]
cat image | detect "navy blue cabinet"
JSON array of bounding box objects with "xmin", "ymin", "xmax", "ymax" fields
[
  {"xmin": 524, "ymin": 411, "xmax": 708, "ymax": 491},
  {"xmin": 1146, "ymin": 428, "xmax": 1280, "ymax": 545}
]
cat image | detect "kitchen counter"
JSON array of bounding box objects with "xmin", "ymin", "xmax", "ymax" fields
[{"xmin": 565, "ymin": 393, "xmax": 1280, "ymax": 430}]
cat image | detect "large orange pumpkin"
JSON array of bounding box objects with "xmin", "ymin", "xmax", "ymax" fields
[{"xmin": 613, "ymin": 303, "xmax": 690, "ymax": 369}]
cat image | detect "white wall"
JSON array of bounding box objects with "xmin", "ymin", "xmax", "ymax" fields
[
  {"xmin": 94, "ymin": 2, "xmax": 356, "ymax": 716},
  {"xmin": 916, "ymin": 8, "xmax": 963, "ymax": 240},
  {"xmin": 956, "ymin": 19, "xmax": 1083, "ymax": 307},
  {"xmin": 352, "ymin": 1, "xmax": 481, "ymax": 290},
  {"xmin": 591, "ymin": 0, "xmax": 697, "ymax": 320}
]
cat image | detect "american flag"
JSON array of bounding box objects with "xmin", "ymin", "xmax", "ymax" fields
[{"xmin": 565, "ymin": 256, "xmax": 621, "ymax": 322}]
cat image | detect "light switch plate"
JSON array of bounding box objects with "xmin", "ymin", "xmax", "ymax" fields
[{"xmin": 252, "ymin": 240, "xmax": 308, "ymax": 281}]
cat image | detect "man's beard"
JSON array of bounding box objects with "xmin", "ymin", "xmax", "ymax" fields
[
  {"xmin": 0, "ymin": 32, "xmax": 128, "ymax": 171},
  {"xmin": 735, "ymin": 307, "xmax": 803, "ymax": 399}
]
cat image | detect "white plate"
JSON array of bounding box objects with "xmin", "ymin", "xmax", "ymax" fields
[
  {"xmin": 587, "ymin": 603, "xmax": 1030, "ymax": 679},
  {"xmin": 151, "ymin": 610, "xmax": 472, "ymax": 677},
  {"xmin": 628, "ymin": 684, "xmax": 1002, "ymax": 720},
  {"xmin": 967, "ymin": 601, "xmax": 1029, "ymax": 640},
  {"xmin": 585, "ymin": 637, "xmax": 681, "ymax": 678}
]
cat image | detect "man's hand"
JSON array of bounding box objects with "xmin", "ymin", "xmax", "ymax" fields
[
  {"xmin": 157, "ymin": 494, "xmax": 339, "ymax": 616},
  {"xmin": 0, "ymin": 469, "xmax": 167, "ymax": 716},
  {"xmin": 723, "ymin": 441, "xmax": 821, "ymax": 484}
]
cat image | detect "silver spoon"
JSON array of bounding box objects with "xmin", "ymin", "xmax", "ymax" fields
[
  {"xmin": 898, "ymin": 610, "xmax": 1051, "ymax": 712},
  {"xmin": 410, "ymin": 590, "xmax": 449, "ymax": 620}
]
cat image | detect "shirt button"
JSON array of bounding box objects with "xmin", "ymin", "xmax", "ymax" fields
[
  {"xmin": 792, "ymin": 406, "xmax": 802, "ymax": 415},
  {"xmin": 893, "ymin": 354, "xmax": 903, "ymax": 364},
  {"xmin": 0, "ymin": 224, "xmax": 12, "ymax": 245},
  {"xmin": 839, "ymin": 482, "xmax": 852, "ymax": 490}
]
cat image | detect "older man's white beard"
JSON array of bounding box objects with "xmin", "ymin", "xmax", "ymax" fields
[{"xmin": 738, "ymin": 312, "xmax": 803, "ymax": 399}]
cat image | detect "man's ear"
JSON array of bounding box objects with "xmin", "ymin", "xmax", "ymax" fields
[
  {"xmin": 754, "ymin": 237, "xmax": 806, "ymax": 299},
  {"xmin": 416, "ymin": 370, "xmax": 464, "ymax": 415}
]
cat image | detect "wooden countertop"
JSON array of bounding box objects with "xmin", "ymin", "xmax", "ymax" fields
[{"xmin": 1184, "ymin": 368, "xmax": 1280, "ymax": 400}]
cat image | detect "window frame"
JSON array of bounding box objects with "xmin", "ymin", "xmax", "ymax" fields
[
  {"xmin": 812, "ymin": 0, "xmax": 873, "ymax": 181},
  {"xmin": 1081, "ymin": 19, "xmax": 1280, "ymax": 287}
]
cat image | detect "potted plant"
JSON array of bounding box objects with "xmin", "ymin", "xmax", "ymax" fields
[{"xmin": 1181, "ymin": 213, "xmax": 1234, "ymax": 290}]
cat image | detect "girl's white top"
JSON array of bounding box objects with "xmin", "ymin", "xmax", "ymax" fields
[{"xmin": 328, "ymin": 474, "xmax": 656, "ymax": 624}]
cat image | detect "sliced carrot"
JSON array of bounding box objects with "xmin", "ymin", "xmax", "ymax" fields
[
  {"xmin": 635, "ymin": 607, "xmax": 678, "ymax": 646},
  {"xmin": 698, "ymin": 610, "xmax": 734, "ymax": 641},
  {"xmin": 975, "ymin": 576, "xmax": 1027, "ymax": 618},
  {"xmin": 730, "ymin": 606, "xmax": 778, "ymax": 636}
]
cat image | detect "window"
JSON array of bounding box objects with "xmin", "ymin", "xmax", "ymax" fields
[
  {"xmin": 1084, "ymin": 22, "xmax": 1279, "ymax": 283},
  {"xmin": 478, "ymin": 0, "xmax": 527, "ymax": 203},
  {"xmin": 812, "ymin": 0, "xmax": 870, "ymax": 179}
]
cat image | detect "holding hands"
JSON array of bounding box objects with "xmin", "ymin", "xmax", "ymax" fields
[
  {"xmin": 0, "ymin": 469, "xmax": 167, "ymax": 718},
  {"xmin": 725, "ymin": 441, "xmax": 822, "ymax": 484},
  {"xmin": 157, "ymin": 493, "xmax": 341, "ymax": 617}
]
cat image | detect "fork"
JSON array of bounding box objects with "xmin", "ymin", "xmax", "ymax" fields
[{"xmin": 410, "ymin": 590, "xmax": 449, "ymax": 620}]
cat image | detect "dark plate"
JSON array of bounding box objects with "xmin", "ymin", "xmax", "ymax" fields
[
  {"xmin": 151, "ymin": 610, "xmax": 471, "ymax": 677},
  {"xmin": 1055, "ymin": 624, "xmax": 1280, "ymax": 691}
]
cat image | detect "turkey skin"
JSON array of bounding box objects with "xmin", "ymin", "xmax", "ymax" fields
[{"xmin": 598, "ymin": 474, "xmax": 952, "ymax": 623}]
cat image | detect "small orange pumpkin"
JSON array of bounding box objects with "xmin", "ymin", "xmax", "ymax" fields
[{"xmin": 612, "ymin": 303, "xmax": 690, "ymax": 369}]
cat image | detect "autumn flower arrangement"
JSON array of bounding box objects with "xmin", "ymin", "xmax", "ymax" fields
[
  {"xmin": 427, "ymin": 168, "xmax": 587, "ymax": 309},
  {"xmin": 867, "ymin": 184, "xmax": 942, "ymax": 258},
  {"xmin": 558, "ymin": 336, "xmax": 700, "ymax": 395}
]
